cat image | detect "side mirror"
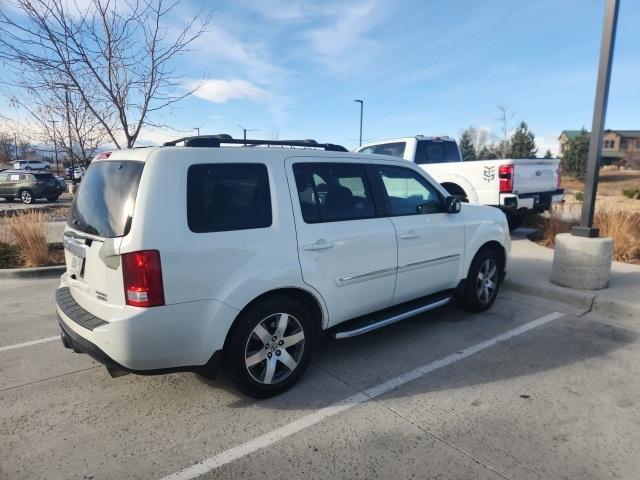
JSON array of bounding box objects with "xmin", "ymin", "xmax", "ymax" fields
[{"xmin": 446, "ymin": 195, "xmax": 462, "ymax": 214}]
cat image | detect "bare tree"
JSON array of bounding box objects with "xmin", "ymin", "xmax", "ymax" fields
[
  {"xmin": 466, "ymin": 126, "xmax": 489, "ymax": 155},
  {"xmin": 0, "ymin": 0, "xmax": 211, "ymax": 148},
  {"xmin": 492, "ymin": 104, "xmax": 515, "ymax": 159},
  {"xmin": 268, "ymin": 128, "xmax": 281, "ymax": 141},
  {"xmin": 0, "ymin": 130, "xmax": 14, "ymax": 163}
]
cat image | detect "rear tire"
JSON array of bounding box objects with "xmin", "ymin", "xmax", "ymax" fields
[
  {"xmin": 224, "ymin": 295, "xmax": 315, "ymax": 398},
  {"xmin": 20, "ymin": 190, "xmax": 33, "ymax": 204},
  {"xmin": 460, "ymin": 248, "xmax": 502, "ymax": 312},
  {"xmin": 46, "ymin": 196, "xmax": 59, "ymax": 202}
]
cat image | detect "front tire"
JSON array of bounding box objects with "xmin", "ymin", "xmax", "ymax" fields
[
  {"xmin": 224, "ymin": 295, "xmax": 314, "ymax": 398},
  {"xmin": 20, "ymin": 190, "xmax": 33, "ymax": 204},
  {"xmin": 460, "ymin": 248, "xmax": 502, "ymax": 312}
]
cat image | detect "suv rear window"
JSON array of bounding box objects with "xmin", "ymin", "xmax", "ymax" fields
[
  {"xmin": 33, "ymin": 173, "xmax": 55, "ymax": 180},
  {"xmin": 187, "ymin": 163, "xmax": 272, "ymax": 233},
  {"xmin": 69, "ymin": 161, "xmax": 144, "ymax": 237}
]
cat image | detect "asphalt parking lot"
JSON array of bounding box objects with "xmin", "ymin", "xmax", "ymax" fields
[{"xmin": 1, "ymin": 276, "xmax": 639, "ymax": 480}]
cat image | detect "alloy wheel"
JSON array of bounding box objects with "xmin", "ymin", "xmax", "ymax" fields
[
  {"xmin": 476, "ymin": 258, "xmax": 498, "ymax": 304},
  {"xmin": 21, "ymin": 191, "xmax": 32, "ymax": 204},
  {"xmin": 244, "ymin": 313, "xmax": 305, "ymax": 385}
]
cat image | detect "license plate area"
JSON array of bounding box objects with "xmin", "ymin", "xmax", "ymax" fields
[{"xmin": 63, "ymin": 236, "xmax": 86, "ymax": 278}]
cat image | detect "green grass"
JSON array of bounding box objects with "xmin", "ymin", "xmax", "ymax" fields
[{"xmin": 622, "ymin": 186, "xmax": 640, "ymax": 200}]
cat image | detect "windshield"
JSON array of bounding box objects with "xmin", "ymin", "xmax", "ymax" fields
[{"xmin": 68, "ymin": 160, "xmax": 144, "ymax": 238}]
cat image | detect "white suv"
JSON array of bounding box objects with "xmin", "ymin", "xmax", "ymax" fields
[{"xmin": 56, "ymin": 136, "xmax": 510, "ymax": 397}]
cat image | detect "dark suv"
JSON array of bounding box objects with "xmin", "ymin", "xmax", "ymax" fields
[{"xmin": 0, "ymin": 170, "xmax": 64, "ymax": 204}]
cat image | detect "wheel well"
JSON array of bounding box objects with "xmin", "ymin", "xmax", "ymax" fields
[
  {"xmin": 224, "ymin": 288, "xmax": 324, "ymax": 348},
  {"xmin": 478, "ymin": 241, "xmax": 507, "ymax": 279},
  {"xmin": 441, "ymin": 182, "xmax": 467, "ymax": 200}
]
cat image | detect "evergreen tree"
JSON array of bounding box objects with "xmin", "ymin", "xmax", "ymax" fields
[
  {"xmin": 509, "ymin": 121, "xmax": 538, "ymax": 158},
  {"xmin": 561, "ymin": 129, "xmax": 590, "ymax": 180},
  {"xmin": 478, "ymin": 145, "xmax": 498, "ymax": 160},
  {"xmin": 543, "ymin": 149, "xmax": 553, "ymax": 158},
  {"xmin": 458, "ymin": 129, "xmax": 476, "ymax": 161}
]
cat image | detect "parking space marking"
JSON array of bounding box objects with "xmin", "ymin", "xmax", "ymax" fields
[
  {"xmin": 162, "ymin": 311, "xmax": 565, "ymax": 480},
  {"xmin": 0, "ymin": 336, "xmax": 59, "ymax": 353}
]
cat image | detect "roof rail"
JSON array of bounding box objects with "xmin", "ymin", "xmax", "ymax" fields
[{"xmin": 163, "ymin": 135, "xmax": 348, "ymax": 152}]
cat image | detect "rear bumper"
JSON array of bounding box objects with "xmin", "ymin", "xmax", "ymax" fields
[
  {"xmin": 499, "ymin": 188, "xmax": 564, "ymax": 212},
  {"xmin": 55, "ymin": 285, "xmax": 232, "ymax": 376}
]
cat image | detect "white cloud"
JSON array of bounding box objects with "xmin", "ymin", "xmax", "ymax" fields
[
  {"xmin": 307, "ymin": 0, "xmax": 381, "ymax": 71},
  {"xmin": 186, "ymin": 79, "xmax": 268, "ymax": 104},
  {"xmin": 536, "ymin": 133, "xmax": 561, "ymax": 157}
]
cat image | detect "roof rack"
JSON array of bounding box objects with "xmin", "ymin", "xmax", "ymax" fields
[{"xmin": 162, "ymin": 135, "xmax": 348, "ymax": 152}]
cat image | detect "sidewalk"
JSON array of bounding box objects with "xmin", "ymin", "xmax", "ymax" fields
[{"xmin": 504, "ymin": 229, "xmax": 640, "ymax": 324}]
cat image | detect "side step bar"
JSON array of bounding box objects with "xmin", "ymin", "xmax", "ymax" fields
[{"xmin": 333, "ymin": 296, "xmax": 451, "ymax": 340}]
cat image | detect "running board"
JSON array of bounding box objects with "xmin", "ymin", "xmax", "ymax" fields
[{"xmin": 333, "ymin": 296, "xmax": 451, "ymax": 340}]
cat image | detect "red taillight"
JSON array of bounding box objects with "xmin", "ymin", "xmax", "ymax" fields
[
  {"xmin": 122, "ymin": 250, "xmax": 165, "ymax": 307},
  {"xmin": 499, "ymin": 164, "xmax": 514, "ymax": 193}
]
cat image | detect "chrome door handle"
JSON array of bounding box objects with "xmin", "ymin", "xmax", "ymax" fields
[
  {"xmin": 399, "ymin": 232, "xmax": 420, "ymax": 240},
  {"xmin": 303, "ymin": 240, "xmax": 335, "ymax": 251}
]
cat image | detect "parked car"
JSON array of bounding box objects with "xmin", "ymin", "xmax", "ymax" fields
[
  {"xmin": 13, "ymin": 160, "xmax": 51, "ymax": 170},
  {"xmin": 356, "ymin": 136, "xmax": 565, "ymax": 231},
  {"xmin": 56, "ymin": 136, "xmax": 510, "ymax": 397},
  {"xmin": 0, "ymin": 170, "xmax": 64, "ymax": 203},
  {"xmin": 65, "ymin": 165, "xmax": 86, "ymax": 181}
]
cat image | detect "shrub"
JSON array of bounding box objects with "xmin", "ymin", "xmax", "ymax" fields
[
  {"xmin": 5, "ymin": 211, "xmax": 52, "ymax": 267},
  {"xmin": 621, "ymin": 186, "xmax": 640, "ymax": 200},
  {"xmin": 561, "ymin": 129, "xmax": 589, "ymax": 180},
  {"xmin": 574, "ymin": 191, "xmax": 583, "ymax": 201},
  {"xmin": 595, "ymin": 209, "xmax": 640, "ymax": 263}
]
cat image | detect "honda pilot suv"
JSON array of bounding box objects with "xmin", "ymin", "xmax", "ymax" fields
[{"xmin": 56, "ymin": 136, "xmax": 510, "ymax": 397}]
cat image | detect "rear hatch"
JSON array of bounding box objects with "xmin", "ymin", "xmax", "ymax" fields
[
  {"xmin": 64, "ymin": 160, "xmax": 144, "ymax": 317},
  {"xmin": 512, "ymin": 159, "xmax": 560, "ymax": 194}
]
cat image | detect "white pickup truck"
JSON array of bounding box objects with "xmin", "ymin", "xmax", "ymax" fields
[{"xmin": 356, "ymin": 136, "xmax": 564, "ymax": 231}]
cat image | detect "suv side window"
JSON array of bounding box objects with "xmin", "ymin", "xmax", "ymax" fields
[
  {"xmin": 187, "ymin": 163, "xmax": 272, "ymax": 233},
  {"xmin": 375, "ymin": 165, "xmax": 443, "ymax": 215},
  {"xmin": 0, "ymin": 174, "xmax": 7, "ymax": 182},
  {"xmin": 293, "ymin": 163, "xmax": 376, "ymax": 223}
]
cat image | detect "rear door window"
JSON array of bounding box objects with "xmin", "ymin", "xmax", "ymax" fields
[
  {"xmin": 187, "ymin": 163, "xmax": 272, "ymax": 233},
  {"xmin": 293, "ymin": 163, "xmax": 376, "ymax": 223},
  {"xmin": 69, "ymin": 161, "xmax": 144, "ymax": 237}
]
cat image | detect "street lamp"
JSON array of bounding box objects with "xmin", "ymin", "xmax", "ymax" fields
[
  {"xmin": 53, "ymin": 82, "xmax": 76, "ymax": 185},
  {"xmin": 194, "ymin": 127, "xmax": 200, "ymax": 136},
  {"xmin": 238, "ymin": 125, "xmax": 259, "ymax": 145},
  {"xmin": 354, "ymin": 100, "xmax": 363, "ymax": 147}
]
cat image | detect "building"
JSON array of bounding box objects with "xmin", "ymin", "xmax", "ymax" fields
[{"xmin": 559, "ymin": 129, "xmax": 640, "ymax": 168}]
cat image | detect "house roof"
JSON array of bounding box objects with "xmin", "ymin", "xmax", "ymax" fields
[
  {"xmin": 560, "ymin": 129, "xmax": 640, "ymax": 140},
  {"xmin": 560, "ymin": 130, "xmax": 588, "ymax": 140}
]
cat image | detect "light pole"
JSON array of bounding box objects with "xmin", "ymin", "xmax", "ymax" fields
[
  {"xmin": 51, "ymin": 119, "xmax": 59, "ymax": 174},
  {"xmin": 54, "ymin": 82, "xmax": 76, "ymax": 185},
  {"xmin": 354, "ymin": 99, "xmax": 363, "ymax": 147},
  {"xmin": 13, "ymin": 132, "xmax": 18, "ymax": 161},
  {"xmin": 238, "ymin": 125, "xmax": 259, "ymax": 145},
  {"xmin": 572, "ymin": 0, "xmax": 619, "ymax": 238},
  {"xmin": 194, "ymin": 127, "xmax": 200, "ymax": 136}
]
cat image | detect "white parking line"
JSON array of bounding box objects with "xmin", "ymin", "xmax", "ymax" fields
[
  {"xmin": 0, "ymin": 336, "xmax": 59, "ymax": 353},
  {"xmin": 161, "ymin": 311, "xmax": 565, "ymax": 480}
]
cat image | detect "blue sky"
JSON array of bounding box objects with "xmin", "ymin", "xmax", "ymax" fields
[{"xmin": 2, "ymin": 0, "xmax": 640, "ymax": 154}]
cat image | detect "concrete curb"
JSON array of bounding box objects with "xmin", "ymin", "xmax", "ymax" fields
[
  {"xmin": 503, "ymin": 279, "xmax": 640, "ymax": 321},
  {"xmin": 0, "ymin": 265, "xmax": 65, "ymax": 279},
  {"xmin": 502, "ymin": 279, "xmax": 595, "ymax": 312}
]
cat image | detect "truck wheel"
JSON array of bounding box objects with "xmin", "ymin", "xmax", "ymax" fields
[
  {"xmin": 505, "ymin": 211, "xmax": 525, "ymax": 232},
  {"xmin": 20, "ymin": 190, "xmax": 33, "ymax": 204},
  {"xmin": 460, "ymin": 248, "xmax": 502, "ymax": 312},
  {"xmin": 224, "ymin": 295, "xmax": 314, "ymax": 398}
]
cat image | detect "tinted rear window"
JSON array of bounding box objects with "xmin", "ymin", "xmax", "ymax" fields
[
  {"xmin": 33, "ymin": 173, "xmax": 55, "ymax": 180},
  {"xmin": 415, "ymin": 140, "xmax": 461, "ymax": 164},
  {"xmin": 187, "ymin": 163, "xmax": 272, "ymax": 233},
  {"xmin": 358, "ymin": 142, "xmax": 406, "ymax": 158},
  {"xmin": 69, "ymin": 161, "xmax": 144, "ymax": 237}
]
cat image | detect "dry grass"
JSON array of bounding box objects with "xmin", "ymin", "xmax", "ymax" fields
[
  {"xmin": 595, "ymin": 209, "xmax": 640, "ymax": 263},
  {"xmin": 536, "ymin": 206, "xmax": 640, "ymax": 264},
  {"xmin": 5, "ymin": 211, "xmax": 53, "ymax": 267}
]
